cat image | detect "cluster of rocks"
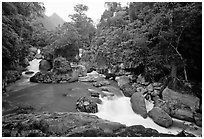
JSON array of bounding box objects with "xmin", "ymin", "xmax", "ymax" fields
[
  {"xmin": 2, "ymin": 112, "xmax": 195, "ymax": 137},
  {"xmin": 76, "ymin": 96, "xmax": 98, "ymax": 113},
  {"xmin": 30, "ymin": 57, "xmax": 87, "ymax": 84},
  {"xmin": 115, "ymin": 74, "xmax": 202, "ymax": 128}
]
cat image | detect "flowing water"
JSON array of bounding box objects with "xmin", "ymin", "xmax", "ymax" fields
[{"xmin": 5, "ymin": 49, "xmax": 202, "ymax": 136}]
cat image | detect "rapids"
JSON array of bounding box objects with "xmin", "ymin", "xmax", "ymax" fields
[{"xmin": 95, "ymin": 95, "xmax": 202, "ymax": 136}]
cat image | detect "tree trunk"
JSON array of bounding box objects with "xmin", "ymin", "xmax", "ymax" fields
[{"xmin": 170, "ymin": 64, "xmax": 177, "ymax": 90}]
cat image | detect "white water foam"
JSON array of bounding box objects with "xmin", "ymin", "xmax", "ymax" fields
[{"xmin": 95, "ymin": 96, "xmax": 186, "ymax": 135}]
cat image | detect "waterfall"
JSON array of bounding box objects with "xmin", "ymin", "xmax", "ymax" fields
[{"xmin": 22, "ymin": 49, "xmax": 41, "ymax": 78}]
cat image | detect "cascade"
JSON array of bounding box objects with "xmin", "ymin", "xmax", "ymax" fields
[{"xmin": 95, "ymin": 95, "xmax": 201, "ymax": 136}]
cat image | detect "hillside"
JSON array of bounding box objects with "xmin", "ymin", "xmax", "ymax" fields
[{"xmin": 38, "ymin": 13, "xmax": 65, "ymax": 30}]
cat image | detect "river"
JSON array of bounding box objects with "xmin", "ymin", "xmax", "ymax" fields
[{"xmin": 3, "ymin": 51, "xmax": 202, "ymax": 136}]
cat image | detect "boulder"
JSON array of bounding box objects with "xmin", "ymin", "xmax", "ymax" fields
[
  {"xmin": 101, "ymin": 91, "xmax": 115, "ymax": 98},
  {"xmin": 2, "ymin": 112, "xmax": 188, "ymax": 137},
  {"xmin": 130, "ymin": 93, "xmax": 147, "ymax": 118},
  {"xmin": 39, "ymin": 60, "xmax": 51, "ymax": 71},
  {"xmin": 88, "ymin": 89, "xmax": 101, "ymax": 98},
  {"xmin": 93, "ymin": 80, "xmax": 110, "ymax": 87},
  {"xmin": 115, "ymin": 76, "xmax": 130, "ymax": 88},
  {"xmin": 148, "ymin": 107, "xmax": 173, "ymax": 128},
  {"xmin": 77, "ymin": 65, "xmax": 87, "ymax": 77},
  {"xmin": 170, "ymin": 108, "xmax": 194, "ymax": 122},
  {"xmin": 147, "ymin": 84, "xmax": 154, "ymax": 92},
  {"xmin": 78, "ymin": 71, "xmax": 105, "ymax": 82},
  {"xmin": 76, "ymin": 96, "xmax": 98, "ymax": 113},
  {"xmin": 162, "ymin": 87, "xmax": 200, "ymax": 112},
  {"xmin": 121, "ymin": 84, "xmax": 135, "ymax": 97},
  {"xmin": 68, "ymin": 69, "xmax": 79, "ymax": 83}
]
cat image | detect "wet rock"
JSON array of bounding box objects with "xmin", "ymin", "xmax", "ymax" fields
[
  {"xmin": 88, "ymin": 89, "xmax": 100, "ymax": 98},
  {"xmin": 100, "ymin": 86, "xmax": 123, "ymax": 97},
  {"xmin": 93, "ymin": 80, "xmax": 110, "ymax": 87},
  {"xmin": 79, "ymin": 71, "xmax": 105, "ymax": 82},
  {"xmin": 76, "ymin": 96, "xmax": 98, "ymax": 113},
  {"xmin": 101, "ymin": 91, "xmax": 115, "ymax": 98},
  {"xmin": 2, "ymin": 112, "xmax": 196, "ymax": 137},
  {"xmin": 130, "ymin": 93, "xmax": 147, "ymax": 118},
  {"xmin": 148, "ymin": 107, "xmax": 173, "ymax": 128},
  {"xmin": 120, "ymin": 84, "xmax": 135, "ymax": 97},
  {"xmin": 115, "ymin": 76, "xmax": 130, "ymax": 88},
  {"xmin": 39, "ymin": 60, "xmax": 52, "ymax": 71}
]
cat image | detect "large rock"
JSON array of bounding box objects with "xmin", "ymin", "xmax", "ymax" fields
[
  {"xmin": 78, "ymin": 71, "xmax": 105, "ymax": 82},
  {"xmin": 148, "ymin": 107, "xmax": 173, "ymax": 128},
  {"xmin": 162, "ymin": 87, "xmax": 200, "ymax": 112},
  {"xmin": 76, "ymin": 96, "xmax": 98, "ymax": 113},
  {"xmin": 2, "ymin": 112, "xmax": 187, "ymax": 137},
  {"xmin": 130, "ymin": 93, "xmax": 147, "ymax": 118},
  {"xmin": 162, "ymin": 87, "xmax": 200, "ymax": 122},
  {"xmin": 39, "ymin": 60, "xmax": 51, "ymax": 71},
  {"xmin": 115, "ymin": 76, "xmax": 130, "ymax": 88},
  {"xmin": 154, "ymin": 99, "xmax": 171, "ymax": 115},
  {"xmin": 77, "ymin": 65, "xmax": 87, "ymax": 77},
  {"xmin": 170, "ymin": 108, "xmax": 194, "ymax": 122},
  {"xmin": 121, "ymin": 84, "xmax": 135, "ymax": 97}
]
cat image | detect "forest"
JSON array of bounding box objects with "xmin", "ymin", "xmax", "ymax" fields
[{"xmin": 2, "ymin": 2, "xmax": 202, "ymax": 137}]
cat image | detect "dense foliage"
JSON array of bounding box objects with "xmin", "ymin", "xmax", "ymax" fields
[
  {"xmin": 91, "ymin": 2, "xmax": 202, "ymax": 83},
  {"xmin": 2, "ymin": 2, "xmax": 202, "ymax": 87},
  {"xmin": 2, "ymin": 2, "xmax": 45, "ymax": 79}
]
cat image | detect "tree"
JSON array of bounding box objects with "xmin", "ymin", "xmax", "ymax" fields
[{"xmin": 2, "ymin": 2, "xmax": 45, "ymax": 78}]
